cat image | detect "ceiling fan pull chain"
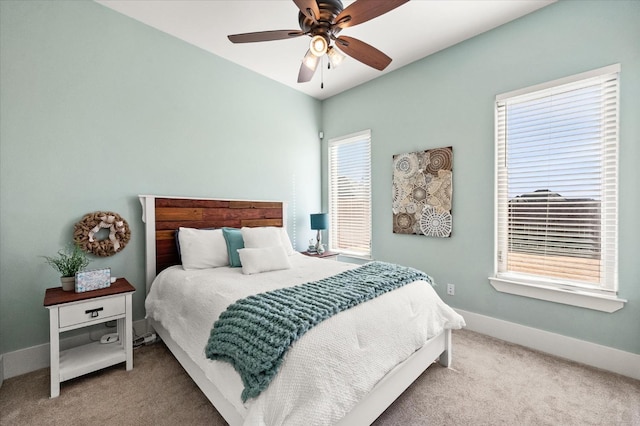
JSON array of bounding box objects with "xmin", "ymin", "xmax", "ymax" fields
[{"xmin": 321, "ymin": 56, "xmax": 324, "ymax": 89}]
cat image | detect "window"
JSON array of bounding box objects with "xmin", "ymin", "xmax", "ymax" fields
[
  {"xmin": 328, "ymin": 130, "xmax": 372, "ymax": 257},
  {"xmin": 491, "ymin": 64, "xmax": 625, "ymax": 312}
]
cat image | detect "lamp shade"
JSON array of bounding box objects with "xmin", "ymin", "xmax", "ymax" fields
[
  {"xmin": 309, "ymin": 35, "xmax": 328, "ymax": 57},
  {"xmin": 310, "ymin": 213, "xmax": 329, "ymax": 230},
  {"xmin": 302, "ymin": 49, "xmax": 319, "ymax": 72},
  {"xmin": 327, "ymin": 46, "xmax": 345, "ymax": 68}
]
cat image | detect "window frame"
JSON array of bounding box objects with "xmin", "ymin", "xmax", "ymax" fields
[
  {"xmin": 327, "ymin": 129, "xmax": 372, "ymax": 259},
  {"xmin": 489, "ymin": 64, "xmax": 626, "ymax": 313}
]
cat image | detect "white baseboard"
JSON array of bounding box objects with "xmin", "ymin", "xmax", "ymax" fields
[
  {"xmin": 456, "ymin": 309, "xmax": 640, "ymax": 380},
  {"xmin": 3, "ymin": 313, "xmax": 639, "ymax": 384},
  {"xmin": 1, "ymin": 319, "xmax": 148, "ymax": 382}
]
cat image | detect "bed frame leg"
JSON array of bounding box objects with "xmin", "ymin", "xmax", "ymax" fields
[{"xmin": 438, "ymin": 329, "xmax": 452, "ymax": 368}]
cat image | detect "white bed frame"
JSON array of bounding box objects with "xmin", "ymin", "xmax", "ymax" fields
[{"xmin": 139, "ymin": 195, "xmax": 452, "ymax": 425}]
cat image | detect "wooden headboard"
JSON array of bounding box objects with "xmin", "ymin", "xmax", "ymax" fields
[{"xmin": 139, "ymin": 195, "xmax": 286, "ymax": 294}]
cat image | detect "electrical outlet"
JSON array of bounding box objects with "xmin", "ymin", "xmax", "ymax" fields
[{"xmin": 447, "ymin": 283, "xmax": 455, "ymax": 296}]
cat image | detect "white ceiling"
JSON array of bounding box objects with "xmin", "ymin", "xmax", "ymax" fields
[{"xmin": 96, "ymin": 0, "xmax": 555, "ymax": 100}]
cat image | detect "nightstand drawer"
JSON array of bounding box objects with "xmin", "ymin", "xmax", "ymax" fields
[{"xmin": 59, "ymin": 296, "xmax": 125, "ymax": 328}]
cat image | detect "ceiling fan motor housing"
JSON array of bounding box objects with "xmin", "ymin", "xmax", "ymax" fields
[{"xmin": 298, "ymin": 0, "xmax": 344, "ymax": 42}]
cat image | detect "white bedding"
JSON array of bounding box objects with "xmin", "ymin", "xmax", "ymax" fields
[{"xmin": 145, "ymin": 253, "xmax": 465, "ymax": 425}]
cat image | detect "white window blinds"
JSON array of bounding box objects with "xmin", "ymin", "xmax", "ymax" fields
[
  {"xmin": 328, "ymin": 130, "xmax": 372, "ymax": 257},
  {"xmin": 495, "ymin": 65, "xmax": 619, "ymax": 293}
]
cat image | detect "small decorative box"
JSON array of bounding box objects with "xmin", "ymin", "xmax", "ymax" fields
[{"xmin": 75, "ymin": 268, "xmax": 111, "ymax": 293}]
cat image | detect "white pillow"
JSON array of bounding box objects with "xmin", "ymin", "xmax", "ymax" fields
[
  {"xmin": 178, "ymin": 227, "xmax": 229, "ymax": 270},
  {"xmin": 241, "ymin": 226, "xmax": 280, "ymax": 248},
  {"xmin": 237, "ymin": 246, "xmax": 292, "ymax": 275},
  {"xmin": 279, "ymin": 227, "xmax": 296, "ymax": 256},
  {"xmin": 241, "ymin": 226, "xmax": 296, "ymax": 256}
]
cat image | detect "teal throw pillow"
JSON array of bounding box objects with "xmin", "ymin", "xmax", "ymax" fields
[{"xmin": 222, "ymin": 227, "xmax": 244, "ymax": 267}]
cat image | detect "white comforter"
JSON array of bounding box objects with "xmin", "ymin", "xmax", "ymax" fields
[{"xmin": 145, "ymin": 254, "xmax": 465, "ymax": 425}]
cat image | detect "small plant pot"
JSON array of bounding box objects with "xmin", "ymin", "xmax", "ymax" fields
[{"xmin": 60, "ymin": 276, "xmax": 75, "ymax": 292}]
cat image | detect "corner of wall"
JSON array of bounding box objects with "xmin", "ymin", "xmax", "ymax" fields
[
  {"xmin": 456, "ymin": 309, "xmax": 640, "ymax": 380},
  {"xmin": 0, "ymin": 354, "xmax": 4, "ymax": 388}
]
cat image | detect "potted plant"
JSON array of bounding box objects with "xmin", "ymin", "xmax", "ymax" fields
[{"xmin": 43, "ymin": 244, "xmax": 91, "ymax": 291}]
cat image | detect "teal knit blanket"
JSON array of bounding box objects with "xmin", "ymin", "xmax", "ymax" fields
[{"xmin": 204, "ymin": 261, "xmax": 433, "ymax": 402}]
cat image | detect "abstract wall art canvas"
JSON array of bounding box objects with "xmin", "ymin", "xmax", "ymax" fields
[{"xmin": 393, "ymin": 146, "xmax": 453, "ymax": 237}]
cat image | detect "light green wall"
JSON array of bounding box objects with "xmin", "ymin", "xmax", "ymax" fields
[
  {"xmin": 0, "ymin": 1, "xmax": 322, "ymax": 354},
  {"xmin": 322, "ymin": 1, "xmax": 640, "ymax": 354},
  {"xmin": 2, "ymin": 0, "xmax": 638, "ymax": 359}
]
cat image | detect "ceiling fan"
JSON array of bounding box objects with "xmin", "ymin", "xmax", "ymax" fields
[{"xmin": 227, "ymin": 0, "xmax": 409, "ymax": 84}]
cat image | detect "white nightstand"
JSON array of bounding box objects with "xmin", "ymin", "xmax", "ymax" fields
[{"xmin": 43, "ymin": 278, "xmax": 135, "ymax": 398}]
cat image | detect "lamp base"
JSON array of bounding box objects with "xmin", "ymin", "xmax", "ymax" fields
[{"xmin": 314, "ymin": 230, "xmax": 323, "ymax": 254}]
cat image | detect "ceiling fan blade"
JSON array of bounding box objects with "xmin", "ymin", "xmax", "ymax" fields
[
  {"xmin": 297, "ymin": 50, "xmax": 320, "ymax": 83},
  {"xmin": 334, "ymin": 0, "xmax": 409, "ymax": 29},
  {"xmin": 228, "ymin": 30, "xmax": 305, "ymax": 44},
  {"xmin": 335, "ymin": 36, "xmax": 392, "ymax": 71},
  {"xmin": 293, "ymin": 0, "xmax": 320, "ymax": 23},
  {"xmin": 297, "ymin": 62, "xmax": 316, "ymax": 83}
]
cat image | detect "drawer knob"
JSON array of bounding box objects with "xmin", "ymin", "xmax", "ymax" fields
[{"xmin": 85, "ymin": 307, "xmax": 104, "ymax": 318}]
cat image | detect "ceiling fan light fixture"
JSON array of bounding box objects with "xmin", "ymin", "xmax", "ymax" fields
[
  {"xmin": 327, "ymin": 46, "xmax": 346, "ymax": 68},
  {"xmin": 309, "ymin": 35, "xmax": 328, "ymax": 57},
  {"xmin": 302, "ymin": 49, "xmax": 320, "ymax": 71}
]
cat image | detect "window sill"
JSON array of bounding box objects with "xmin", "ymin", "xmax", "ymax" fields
[
  {"xmin": 488, "ymin": 276, "xmax": 626, "ymax": 313},
  {"xmin": 334, "ymin": 253, "xmax": 372, "ymax": 265}
]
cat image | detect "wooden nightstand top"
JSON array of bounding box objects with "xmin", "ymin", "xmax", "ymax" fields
[
  {"xmin": 44, "ymin": 278, "xmax": 135, "ymax": 307},
  {"xmin": 300, "ymin": 251, "xmax": 338, "ymax": 259}
]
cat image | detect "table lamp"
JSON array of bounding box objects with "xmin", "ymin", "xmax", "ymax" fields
[{"xmin": 310, "ymin": 213, "xmax": 328, "ymax": 254}]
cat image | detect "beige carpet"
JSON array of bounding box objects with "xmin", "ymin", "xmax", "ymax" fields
[{"xmin": 1, "ymin": 329, "xmax": 638, "ymax": 425}]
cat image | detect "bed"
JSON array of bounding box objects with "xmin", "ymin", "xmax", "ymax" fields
[{"xmin": 139, "ymin": 195, "xmax": 465, "ymax": 425}]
